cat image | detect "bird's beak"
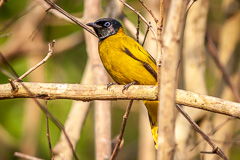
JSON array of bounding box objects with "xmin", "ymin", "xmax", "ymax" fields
[{"xmin": 86, "ymin": 22, "xmax": 102, "ymax": 29}]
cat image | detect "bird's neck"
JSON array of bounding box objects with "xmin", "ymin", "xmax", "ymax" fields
[{"xmin": 116, "ymin": 27, "xmax": 125, "ymax": 35}]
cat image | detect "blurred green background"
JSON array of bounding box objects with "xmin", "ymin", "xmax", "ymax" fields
[
  {"xmin": 0, "ymin": 0, "xmax": 240, "ymax": 160},
  {"xmin": 0, "ymin": 1, "xmax": 141, "ymax": 159}
]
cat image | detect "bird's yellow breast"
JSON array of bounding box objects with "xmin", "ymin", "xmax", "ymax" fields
[{"xmin": 98, "ymin": 27, "xmax": 157, "ymax": 85}]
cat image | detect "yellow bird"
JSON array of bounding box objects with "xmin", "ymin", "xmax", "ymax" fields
[{"xmin": 87, "ymin": 18, "xmax": 158, "ymax": 149}]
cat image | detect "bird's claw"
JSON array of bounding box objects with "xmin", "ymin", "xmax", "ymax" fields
[
  {"xmin": 107, "ymin": 82, "xmax": 118, "ymax": 90},
  {"xmin": 122, "ymin": 81, "xmax": 137, "ymax": 93}
]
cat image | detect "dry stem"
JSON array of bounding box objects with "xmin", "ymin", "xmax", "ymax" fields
[
  {"xmin": 136, "ymin": 15, "xmax": 140, "ymax": 43},
  {"xmin": 45, "ymin": 100, "xmax": 54, "ymax": 160},
  {"xmin": 1, "ymin": 83, "xmax": 240, "ymax": 118},
  {"xmin": 14, "ymin": 152, "xmax": 44, "ymax": 160},
  {"xmin": 138, "ymin": 0, "xmax": 158, "ymax": 24},
  {"xmin": 175, "ymin": 104, "xmax": 229, "ymax": 160},
  {"xmin": 16, "ymin": 40, "xmax": 55, "ymax": 82},
  {"xmin": 42, "ymin": 0, "xmax": 97, "ymax": 37},
  {"xmin": 157, "ymin": 0, "xmax": 187, "ymax": 159},
  {"xmin": 118, "ymin": 0, "xmax": 157, "ymax": 39},
  {"xmin": 111, "ymin": 100, "xmax": 134, "ymax": 160},
  {"xmin": 186, "ymin": 0, "xmax": 197, "ymax": 12},
  {"xmin": 82, "ymin": 0, "xmax": 112, "ymax": 159},
  {"xmin": 18, "ymin": 82, "xmax": 78, "ymax": 160}
]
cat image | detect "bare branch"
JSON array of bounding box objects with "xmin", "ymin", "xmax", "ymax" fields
[
  {"xmin": 142, "ymin": 24, "xmax": 150, "ymax": 46},
  {"xmin": 42, "ymin": 0, "xmax": 97, "ymax": 37},
  {"xmin": 122, "ymin": 17, "xmax": 145, "ymax": 43},
  {"xmin": 44, "ymin": 100, "xmax": 54, "ymax": 160},
  {"xmin": 118, "ymin": 0, "xmax": 157, "ymax": 39},
  {"xmin": 157, "ymin": 0, "xmax": 187, "ymax": 159},
  {"xmin": 8, "ymin": 79, "xmax": 17, "ymax": 92},
  {"xmin": 0, "ymin": 32, "xmax": 12, "ymax": 38},
  {"xmin": 17, "ymin": 82, "xmax": 78, "ymax": 160},
  {"xmin": 175, "ymin": 104, "xmax": 229, "ymax": 160},
  {"xmin": 14, "ymin": 152, "xmax": 44, "ymax": 160},
  {"xmin": 186, "ymin": 0, "xmax": 197, "ymax": 12},
  {"xmin": 138, "ymin": 0, "xmax": 158, "ymax": 24},
  {"xmin": 1, "ymin": 83, "xmax": 240, "ymax": 118},
  {"xmin": 16, "ymin": 40, "xmax": 55, "ymax": 82},
  {"xmin": 0, "ymin": 52, "xmax": 19, "ymax": 78},
  {"xmin": 156, "ymin": 0, "xmax": 164, "ymax": 87},
  {"xmin": 82, "ymin": 0, "xmax": 112, "ymax": 159},
  {"xmin": 136, "ymin": 15, "xmax": 140, "ymax": 43},
  {"xmin": 111, "ymin": 100, "xmax": 134, "ymax": 160}
]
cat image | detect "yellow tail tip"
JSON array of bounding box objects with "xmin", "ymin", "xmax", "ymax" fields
[{"xmin": 151, "ymin": 126, "xmax": 158, "ymax": 149}]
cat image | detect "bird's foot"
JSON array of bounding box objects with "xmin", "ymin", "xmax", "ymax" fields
[
  {"xmin": 122, "ymin": 81, "xmax": 137, "ymax": 93},
  {"xmin": 107, "ymin": 82, "xmax": 119, "ymax": 90}
]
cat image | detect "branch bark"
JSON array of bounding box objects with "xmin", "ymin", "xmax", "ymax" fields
[
  {"xmin": 82, "ymin": 0, "xmax": 112, "ymax": 159},
  {"xmin": 1, "ymin": 83, "xmax": 240, "ymax": 118},
  {"xmin": 157, "ymin": 0, "xmax": 187, "ymax": 159}
]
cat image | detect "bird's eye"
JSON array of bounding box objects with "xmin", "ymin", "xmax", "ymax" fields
[{"xmin": 104, "ymin": 21, "xmax": 111, "ymax": 27}]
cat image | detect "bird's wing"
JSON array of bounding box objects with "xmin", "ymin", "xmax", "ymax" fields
[{"xmin": 122, "ymin": 37, "xmax": 157, "ymax": 80}]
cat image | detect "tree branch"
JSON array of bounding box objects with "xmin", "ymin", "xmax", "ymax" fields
[
  {"xmin": 118, "ymin": 0, "xmax": 157, "ymax": 39},
  {"xmin": 0, "ymin": 82, "xmax": 239, "ymax": 118},
  {"xmin": 42, "ymin": 0, "xmax": 97, "ymax": 37},
  {"xmin": 111, "ymin": 100, "xmax": 134, "ymax": 160},
  {"xmin": 16, "ymin": 40, "xmax": 55, "ymax": 82},
  {"xmin": 157, "ymin": 0, "xmax": 187, "ymax": 159},
  {"xmin": 175, "ymin": 104, "xmax": 229, "ymax": 160}
]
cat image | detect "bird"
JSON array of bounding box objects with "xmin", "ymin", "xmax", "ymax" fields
[{"xmin": 87, "ymin": 18, "xmax": 159, "ymax": 149}]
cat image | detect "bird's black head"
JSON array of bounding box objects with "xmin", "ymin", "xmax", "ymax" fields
[{"xmin": 86, "ymin": 18, "xmax": 122, "ymax": 41}]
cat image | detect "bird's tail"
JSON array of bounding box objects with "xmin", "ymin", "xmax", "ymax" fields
[{"xmin": 143, "ymin": 100, "xmax": 159, "ymax": 149}]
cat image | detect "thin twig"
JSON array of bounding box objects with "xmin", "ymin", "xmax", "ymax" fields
[
  {"xmin": 0, "ymin": 5, "xmax": 36, "ymax": 33},
  {"xmin": 190, "ymin": 117, "xmax": 235, "ymax": 152},
  {"xmin": 111, "ymin": 100, "xmax": 134, "ymax": 160},
  {"xmin": 138, "ymin": 0, "xmax": 158, "ymax": 24},
  {"xmin": 0, "ymin": 52, "xmax": 19, "ymax": 78},
  {"xmin": 186, "ymin": 0, "xmax": 197, "ymax": 12},
  {"xmin": 42, "ymin": 0, "xmax": 97, "ymax": 37},
  {"xmin": 0, "ymin": 32, "xmax": 12, "ymax": 38},
  {"xmin": 1, "ymin": 83, "xmax": 240, "ymax": 119},
  {"xmin": 0, "ymin": 68, "xmax": 16, "ymax": 79},
  {"xmin": 211, "ymin": 117, "xmax": 235, "ymax": 135},
  {"xmin": 14, "ymin": 152, "xmax": 44, "ymax": 160},
  {"xmin": 15, "ymin": 40, "xmax": 55, "ymax": 82},
  {"xmin": 122, "ymin": 17, "xmax": 145, "ymax": 43},
  {"xmin": 207, "ymin": 35, "xmax": 240, "ymax": 102},
  {"xmin": 142, "ymin": 24, "xmax": 150, "ymax": 47},
  {"xmin": 159, "ymin": 0, "xmax": 164, "ymax": 31},
  {"xmin": 156, "ymin": 0, "xmax": 164, "ymax": 88},
  {"xmin": 18, "ymin": 81, "xmax": 78, "ymax": 160},
  {"xmin": 211, "ymin": 138, "xmax": 240, "ymax": 145},
  {"xmin": 45, "ymin": 100, "xmax": 54, "ymax": 160},
  {"xmin": 30, "ymin": 13, "xmax": 49, "ymax": 41},
  {"xmin": 118, "ymin": 0, "xmax": 157, "ymax": 39},
  {"xmin": 175, "ymin": 104, "xmax": 229, "ymax": 160},
  {"xmin": 0, "ymin": 51, "xmax": 78, "ymax": 160},
  {"xmin": 8, "ymin": 79, "xmax": 17, "ymax": 92},
  {"xmin": 136, "ymin": 15, "xmax": 140, "ymax": 43}
]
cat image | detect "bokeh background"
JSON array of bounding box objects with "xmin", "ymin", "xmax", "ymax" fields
[{"xmin": 0, "ymin": 0, "xmax": 239, "ymax": 159}]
